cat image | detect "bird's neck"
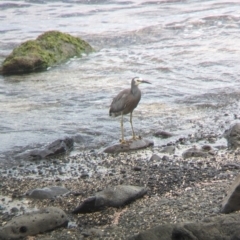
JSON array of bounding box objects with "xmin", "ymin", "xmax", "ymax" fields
[{"xmin": 131, "ymin": 86, "xmax": 141, "ymax": 96}]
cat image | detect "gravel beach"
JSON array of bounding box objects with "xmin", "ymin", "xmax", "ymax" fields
[{"xmin": 0, "ymin": 140, "xmax": 239, "ymax": 239}]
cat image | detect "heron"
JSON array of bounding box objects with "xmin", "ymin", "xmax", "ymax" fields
[{"xmin": 109, "ymin": 77, "xmax": 151, "ymax": 143}]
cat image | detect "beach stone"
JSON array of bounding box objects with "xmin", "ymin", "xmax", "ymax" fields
[
  {"xmin": 0, "ymin": 207, "xmax": 68, "ymax": 239},
  {"xmin": 160, "ymin": 145, "xmax": 175, "ymax": 154},
  {"xmin": 130, "ymin": 213, "xmax": 240, "ymax": 240},
  {"xmin": 224, "ymin": 123, "xmax": 240, "ymax": 149},
  {"xmin": 25, "ymin": 186, "xmax": 70, "ymax": 199},
  {"xmin": 221, "ymin": 174, "xmax": 240, "ymax": 213},
  {"xmin": 72, "ymin": 185, "xmax": 147, "ymax": 214},
  {"xmin": 182, "ymin": 147, "xmax": 208, "ymax": 159},
  {"xmin": 1, "ymin": 30, "xmax": 94, "ymax": 75},
  {"xmin": 104, "ymin": 139, "xmax": 154, "ymax": 153},
  {"xmin": 149, "ymin": 154, "xmax": 161, "ymax": 161},
  {"xmin": 153, "ymin": 130, "xmax": 173, "ymax": 138},
  {"xmin": 16, "ymin": 137, "xmax": 74, "ymax": 160}
]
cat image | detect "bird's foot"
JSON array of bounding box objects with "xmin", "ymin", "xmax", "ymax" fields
[
  {"xmin": 131, "ymin": 135, "xmax": 142, "ymax": 141},
  {"xmin": 119, "ymin": 139, "xmax": 128, "ymax": 145}
]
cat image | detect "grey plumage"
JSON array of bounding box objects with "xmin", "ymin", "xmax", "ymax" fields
[{"xmin": 109, "ymin": 77, "xmax": 151, "ymax": 143}]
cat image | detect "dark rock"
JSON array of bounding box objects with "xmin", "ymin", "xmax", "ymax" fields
[
  {"xmin": 149, "ymin": 154, "xmax": 161, "ymax": 161},
  {"xmin": 221, "ymin": 174, "xmax": 240, "ymax": 213},
  {"xmin": 162, "ymin": 155, "xmax": 170, "ymax": 161},
  {"xmin": 0, "ymin": 207, "xmax": 68, "ymax": 239},
  {"xmin": 224, "ymin": 123, "xmax": 240, "ymax": 149},
  {"xmin": 232, "ymin": 231, "xmax": 240, "ymax": 240},
  {"xmin": 25, "ymin": 186, "xmax": 70, "ymax": 199},
  {"xmin": 104, "ymin": 139, "xmax": 154, "ymax": 154},
  {"xmin": 72, "ymin": 196, "xmax": 99, "ymax": 213},
  {"xmin": 153, "ymin": 130, "xmax": 173, "ymax": 138},
  {"xmin": 130, "ymin": 213, "xmax": 240, "ymax": 240},
  {"xmin": 182, "ymin": 147, "xmax": 208, "ymax": 159},
  {"xmin": 133, "ymin": 166, "xmax": 142, "ymax": 171},
  {"xmin": 16, "ymin": 137, "xmax": 74, "ymax": 160},
  {"xmin": 73, "ymin": 185, "xmax": 147, "ymax": 214},
  {"xmin": 201, "ymin": 145, "xmax": 212, "ymax": 152},
  {"xmin": 1, "ymin": 30, "xmax": 94, "ymax": 75}
]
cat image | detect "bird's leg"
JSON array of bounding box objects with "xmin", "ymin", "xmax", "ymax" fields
[
  {"xmin": 130, "ymin": 112, "xmax": 137, "ymax": 140},
  {"xmin": 120, "ymin": 112, "xmax": 126, "ymax": 144}
]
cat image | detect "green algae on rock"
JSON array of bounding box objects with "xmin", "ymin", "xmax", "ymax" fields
[{"xmin": 1, "ymin": 30, "xmax": 94, "ymax": 75}]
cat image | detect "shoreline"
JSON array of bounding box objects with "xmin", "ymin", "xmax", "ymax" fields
[{"xmin": 0, "ymin": 139, "xmax": 238, "ymax": 239}]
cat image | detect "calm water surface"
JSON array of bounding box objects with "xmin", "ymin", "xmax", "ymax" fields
[{"xmin": 1, "ymin": 0, "xmax": 240, "ymax": 163}]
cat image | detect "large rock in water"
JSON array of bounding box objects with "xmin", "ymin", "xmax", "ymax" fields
[
  {"xmin": 0, "ymin": 207, "xmax": 68, "ymax": 239},
  {"xmin": 130, "ymin": 213, "xmax": 240, "ymax": 240},
  {"xmin": 1, "ymin": 30, "xmax": 94, "ymax": 75},
  {"xmin": 15, "ymin": 137, "xmax": 74, "ymax": 160}
]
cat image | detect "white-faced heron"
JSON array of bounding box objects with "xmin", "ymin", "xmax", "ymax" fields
[{"xmin": 109, "ymin": 77, "xmax": 151, "ymax": 143}]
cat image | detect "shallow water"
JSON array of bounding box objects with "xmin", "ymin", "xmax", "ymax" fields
[{"xmin": 1, "ymin": 0, "xmax": 240, "ymax": 164}]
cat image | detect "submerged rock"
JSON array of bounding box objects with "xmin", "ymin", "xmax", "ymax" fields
[
  {"xmin": 73, "ymin": 185, "xmax": 147, "ymax": 214},
  {"xmin": 130, "ymin": 213, "xmax": 240, "ymax": 240},
  {"xmin": 153, "ymin": 130, "xmax": 173, "ymax": 138},
  {"xmin": 1, "ymin": 30, "xmax": 94, "ymax": 75},
  {"xmin": 224, "ymin": 123, "xmax": 240, "ymax": 149},
  {"xmin": 221, "ymin": 174, "xmax": 240, "ymax": 213},
  {"xmin": 25, "ymin": 186, "xmax": 70, "ymax": 199},
  {"xmin": 104, "ymin": 139, "xmax": 154, "ymax": 153},
  {"xmin": 0, "ymin": 207, "xmax": 68, "ymax": 239},
  {"xmin": 16, "ymin": 137, "xmax": 74, "ymax": 160}
]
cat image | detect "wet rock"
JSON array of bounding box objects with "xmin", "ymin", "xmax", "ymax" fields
[
  {"xmin": 182, "ymin": 146, "xmax": 208, "ymax": 159},
  {"xmin": 25, "ymin": 186, "xmax": 70, "ymax": 199},
  {"xmin": 130, "ymin": 213, "xmax": 240, "ymax": 240},
  {"xmin": 149, "ymin": 154, "xmax": 161, "ymax": 161},
  {"xmin": 221, "ymin": 174, "xmax": 240, "ymax": 213},
  {"xmin": 224, "ymin": 123, "xmax": 240, "ymax": 149},
  {"xmin": 201, "ymin": 145, "xmax": 212, "ymax": 152},
  {"xmin": 0, "ymin": 207, "xmax": 68, "ymax": 239},
  {"xmin": 104, "ymin": 139, "xmax": 154, "ymax": 154},
  {"xmin": 73, "ymin": 185, "xmax": 147, "ymax": 214},
  {"xmin": 153, "ymin": 130, "xmax": 173, "ymax": 138},
  {"xmin": 1, "ymin": 30, "xmax": 94, "ymax": 75},
  {"xmin": 16, "ymin": 137, "xmax": 74, "ymax": 160},
  {"xmin": 160, "ymin": 145, "xmax": 175, "ymax": 154}
]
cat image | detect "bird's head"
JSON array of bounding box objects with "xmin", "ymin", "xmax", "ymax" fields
[{"xmin": 132, "ymin": 77, "xmax": 151, "ymax": 86}]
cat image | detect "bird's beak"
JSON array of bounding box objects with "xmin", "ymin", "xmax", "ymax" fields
[{"xmin": 140, "ymin": 80, "xmax": 151, "ymax": 84}]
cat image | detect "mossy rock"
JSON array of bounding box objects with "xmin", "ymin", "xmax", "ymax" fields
[{"xmin": 1, "ymin": 30, "xmax": 94, "ymax": 75}]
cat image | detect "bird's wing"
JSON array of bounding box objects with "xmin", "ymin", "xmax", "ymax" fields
[{"xmin": 110, "ymin": 89, "xmax": 131, "ymax": 114}]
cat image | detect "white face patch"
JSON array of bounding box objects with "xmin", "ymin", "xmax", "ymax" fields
[{"xmin": 134, "ymin": 77, "xmax": 142, "ymax": 85}]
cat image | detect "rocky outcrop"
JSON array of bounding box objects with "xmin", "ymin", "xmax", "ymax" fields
[
  {"xmin": 73, "ymin": 185, "xmax": 147, "ymax": 214},
  {"xmin": 0, "ymin": 207, "xmax": 68, "ymax": 239},
  {"xmin": 1, "ymin": 30, "xmax": 94, "ymax": 75}
]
